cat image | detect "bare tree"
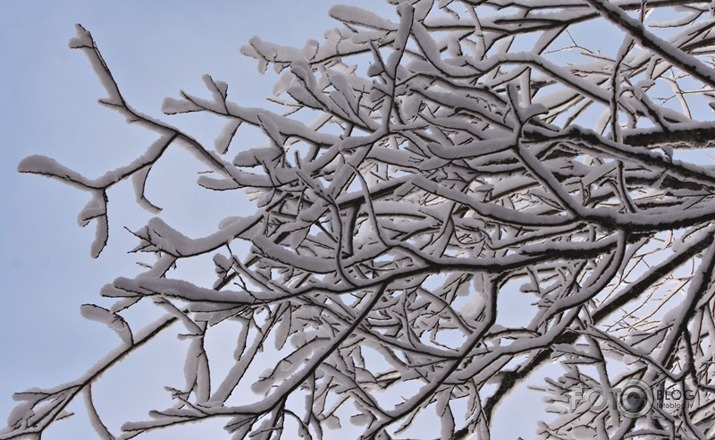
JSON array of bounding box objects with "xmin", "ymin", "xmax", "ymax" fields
[{"xmin": 5, "ymin": 0, "xmax": 715, "ymax": 438}]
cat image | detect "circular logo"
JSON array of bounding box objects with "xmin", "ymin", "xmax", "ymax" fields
[{"xmin": 616, "ymin": 379, "xmax": 653, "ymax": 418}]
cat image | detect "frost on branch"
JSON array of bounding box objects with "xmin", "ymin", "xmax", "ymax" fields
[{"xmin": 8, "ymin": 1, "xmax": 715, "ymax": 439}]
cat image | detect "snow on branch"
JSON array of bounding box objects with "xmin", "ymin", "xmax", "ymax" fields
[{"xmin": 7, "ymin": 1, "xmax": 715, "ymax": 439}]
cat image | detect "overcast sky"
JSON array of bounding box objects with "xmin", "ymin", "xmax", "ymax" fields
[{"xmin": 0, "ymin": 2, "xmax": 549, "ymax": 438}]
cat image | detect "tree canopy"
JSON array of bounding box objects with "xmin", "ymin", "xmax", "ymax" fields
[{"xmin": 5, "ymin": 1, "xmax": 715, "ymax": 439}]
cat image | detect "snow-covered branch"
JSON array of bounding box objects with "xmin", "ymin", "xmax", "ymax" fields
[{"xmin": 7, "ymin": 1, "xmax": 715, "ymax": 438}]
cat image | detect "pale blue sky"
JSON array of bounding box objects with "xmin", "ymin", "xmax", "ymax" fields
[{"xmin": 0, "ymin": 2, "xmax": 546, "ymax": 438}]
